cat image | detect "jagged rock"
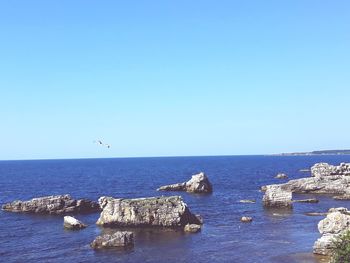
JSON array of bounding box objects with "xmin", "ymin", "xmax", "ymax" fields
[
  {"xmin": 293, "ymin": 198, "xmax": 319, "ymax": 203},
  {"xmin": 63, "ymin": 216, "xmax": 87, "ymax": 230},
  {"xmin": 240, "ymin": 216, "xmax": 253, "ymax": 223},
  {"xmin": 157, "ymin": 172, "xmax": 213, "ymax": 193},
  {"xmin": 184, "ymin": 224, "xmax": 201, "ymax": 233},
  {"xmin": 2, "ymin": 195, "xmax": 100, "ymax": 215},
  {"xmin": 239, "ymin": 199, "xmax": 256, "ymax": 204},
  {"xmin": 91, "ymin": 231, "xmax": 134, "ymax": 249},
  {"xmin": 261, "ymin": 163, "xmax": 350, "ymax": 196},
  {"xmin": 262, "ymin": 185, "xmax": 293, "ymax": 208},
  {"xmin": 313, "ymin": 209, "xmax": 350, "ymax": 256},
  {"xmin": 96, "ymin": 196, "xmax": 201, "ymax": 227},
  {"xmin": 275, "ymin": 173, "xmax": 288, "ymax": 179}
]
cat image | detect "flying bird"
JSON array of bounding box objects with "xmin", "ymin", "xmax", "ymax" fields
[{"xmin": 94, "ymin": 140, "xmax": 111, "ymax": 148}]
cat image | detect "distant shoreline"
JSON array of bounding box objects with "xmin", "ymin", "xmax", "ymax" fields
[{"xmin": 272, "ymin": 150, "xmax": 350, "ymax": 156}]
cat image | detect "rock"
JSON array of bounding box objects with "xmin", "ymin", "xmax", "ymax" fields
[
  {"xmin": 239, "ymin": 199, "xmax": 256, "ymax": 204},
  {"xmin": 184, "ymin": 224, "xmax": 201, "ymax": 233},
  {"xmin": 262, "ymin": 185, "xmax": 293, "ymax": 208},
  {"xmin": 261, "ymin": 163, "xmax": 350, "ymax": 196},
  {"xmin": 157, "ymin": 172, "xmax": 213, "ymax": 193},
  {"xmin": 240, "ymin": 216, "xmax": 253, "ymax": 223},
  {"xmin": 63, "ymin": 216, "xmax": 87, "ymax": 230},
  {"xmin": 96, "ymin": 196, "xmax": 201, "ymax": 227},
  {"xmin": 91, "ymin": 231, "xmax": 134, "ymax": 249},
  {"xmin": 293, "ymin": 198, "xmax": 319, "ymax": 203},
  {"xmin": 2, "ymin": 195, "xmax": 100, "ymax": 215},
  {"xmin": 313, "ymin": 208, "xmax": 350, "ymax": 256},
  {"xmin": 275, "ymin": 173, "xmax": 288, "ymax": 179},
  {"xmin": 299, "ymin": 169, "xmax": 310, "ymax": 173},
  {"xmin": 334, "ymin": 194, "xmax": 350, "ymax": 200},
  {"xmin": 195, "ymin": 214, "xmax": 204, "ymax": 224},
  {"xmin": 304, "ymin": 212, "xmax": 328, "ymax": 216}
]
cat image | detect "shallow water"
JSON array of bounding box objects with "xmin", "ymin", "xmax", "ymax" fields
[{"xmin": 0, "ymin": 155, "xmax": 349, "ymax": 263}]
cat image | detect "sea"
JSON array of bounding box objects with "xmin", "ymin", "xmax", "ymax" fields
[{"xmin": 1, "ymin": 155, "xmax": 349, "ymax": 263}]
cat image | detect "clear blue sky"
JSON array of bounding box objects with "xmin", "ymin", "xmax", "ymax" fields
[{"xmin": 1, "ymin": 1, "xmax": 349, "ymax": 160}]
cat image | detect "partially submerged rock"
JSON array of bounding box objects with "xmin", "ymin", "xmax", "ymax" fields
[
  {"xmin": 333, "ymin": 194, "xmax": 350, "ymax": 200},
  {"xmin": 2, "ymin": 195, "xmax": 100, "ymax": 215},
  {"xmin": 293, "ymin": 198, "xmax": 319, "ymax": 203},
  {"xmin": 304, "ymin": 212, "xmax": 328, "ymax": 217},
  {"xmin": 91, "ymin": 231, "xmax": 134, "ymax": 249},
  {"xmin": 157, "ymin": 172, "xmax": 213, "ymax": 193},
  {"xmin": 96, "ymin": 196, "xmax": 201, "ymax": 227},
  {"xmin": 313, "ymin": 208, "xmax": 350, "ymax": 256},
  {"xmin": 64, "ymin": 216, "xmax": 87, "ymax": 230},
  {"xmin": 262, "ymin": 185, "xmax": 293, "ymax": 208},
  {"xmin": 184, "ymin": 224, "xmax": 201, "ymax": 233},
  {"xmin": 275, "ymin": 173, "xmax": 288, "ymax": 179},
  {"xmin": 240, "ymin": 216, "xmax": 253, "ymax": 223},
  {"xmin": 239, "ymin": 199, "xmax": 256, "ymax": 204}
]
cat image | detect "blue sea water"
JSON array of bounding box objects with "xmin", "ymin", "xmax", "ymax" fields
[{"xmin": 1, "ymin": 155, "xmax": 350, "ymax": 263}]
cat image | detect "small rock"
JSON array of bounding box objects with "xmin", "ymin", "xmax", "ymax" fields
[
  {"xmin": 333, "ymin": 195, "xmax": 350, "ymax": 200},
  {"xmin": 275, "ymin": 173, "xmax": 288, "ymax": 179},
  {"xmin": 91, "ymin": 231, "xmax": 134, "ymax": 249},
  {"xmin": 299, "ymin": 169, "xmax": 310, "ymax": 173},
  {"xmin": 195, "ymin": 214, "xmax": 204, "ymax": 224},
  {"xmin": 239, "ymin": 199, "xmax": 256, "ymax": 204},
  {"xmin": 64, "ymin": 216, "xmax": 86, "ymax": 230},
  {"xmin": 293, "ymin": 198, "xmax": 319, "ymax": 203},
  {"xmin": 304, "ymin": 212, "xmax": 328, "ymax": 216},
  {"xmin": 240, "ymin": 216, "xmax": 253, "ymax": 223},
  {"xmin": 184, "ymin": 224, "xmax": 201, "ymax": 233}
]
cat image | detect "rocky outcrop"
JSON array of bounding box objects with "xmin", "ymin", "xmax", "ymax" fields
[
  {"xmin": 240, "ymin": 216, "xmax": 253, "ymax": 223},
  {"xmin": 275, "ymin": 173, "xmax": 288, "ymax": 179},
  {"xmin": 262, "ymin": 163, "xmax": 350, "ymax": 196},
  {"xmin": 63, "ymin": 216, "xmax": 87, "ymax": 230},
  {"xmin": 91, "ymin": 231, "xmax": 134, "ymax": 249},
  {"xmin": 262, "ymin": 185, "xmax": 293, "ymax": 208},
  {"xmin": 157, "ymin": 172, "xmax": 213, "ymax": 193},
  {"xmin": 184, "ymin": 224, "xmax": 201, "ymax": 233},
  {"xmin": 96, "ymin": 196, "xmax": 201, "ymax": 227},
  {"xmin": 313, "ymin": 208, "xmax": 350, "ymax": 256},
  {"xmin": 2, "ymin": 195, "xmax": 100, "ymax": 215}
]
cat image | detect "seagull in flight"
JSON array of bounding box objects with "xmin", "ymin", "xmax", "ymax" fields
[{"xmin": 94, "ymin": 140, "xmax": 111, "ymax": 148}]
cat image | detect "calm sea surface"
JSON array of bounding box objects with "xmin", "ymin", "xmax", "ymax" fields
[{"xmin": 1, "ymin": 155, "xmax": 349, "ymax": 263}]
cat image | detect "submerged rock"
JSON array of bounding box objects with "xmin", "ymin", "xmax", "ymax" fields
[
  {"xmin": 304, "ymin": 212, "xmax": 328, "ymax": 217},
  {"xmin": 333, "ymin": 194, "xmax": 350, "ymax": 200},
  {"xmin": 262, "ymin": 185, "xmax": 293, "ymax": 208},
  {"xmin": 239, "ymin": 199, "xmax": 256, "ymax": 204},
  {"xmin": 91, "ymin": 231, "xmax": 134, "ymax": 249},
  {"xmin": 96, "ymin": 196, "xmax": 201, "ymax": 227},
  {"xmin": 240, "ymin": 216, "xmax": 253, "ymax": 223},
  {"xmin": 184, "ymin": 224, "xmax": 201, "ymax": 233},
  {"xmin": 63, "ymin": 216, "xmax": 87, "ymax": 230},
  {"xmin": 313, "ymin": 208, "xmax": 350, "ymax": 256},
  {"xmin": 2, "ymin": 195, "xmax": 100, "ymax": 215},
  {"xmin": 293, "ymin": 198, "xmax": 319, "ymax": 203},
  {"xmin": 157, "ymin": 172, "xmax": 213, "ymax": 193},
  {"xmin": 275, "ymin": 173, "xmax": 288, "ymax": 179}
]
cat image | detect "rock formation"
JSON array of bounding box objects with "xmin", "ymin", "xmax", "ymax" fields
[
  {"xmin": 313, "ymin": 208, "xmax": 350, "ymax": 256},
  {"xmin": 91, "ymin": 231, "xmax": 134, "ymax": 249},
  {"xmin": 262, "ymin": 163, "xmax": 350, "ymax": 196},
  {"xmin": 262, "ymin": 185, "xmax": 293, "ymax": 208},
  {"xmin": 63, "ymin": 216, "xmax": 87, "ymax": 230},
  {"xmin": 157, "ymin": 172, "xmax": 213, "ymax": 193},
  {"xmin": 96, "ymin": 196, "xmax": 201, "ymax": 227},
  {"xmin": 2, "ymin": 195, "xmax": 100, "ymax": 215},
  {"xmin": 184, "ymin": 224, "xmax": 201, "ymax": 233},
  {"xmin": 275, "ymin": 173, "xmax": 288, "ymax": 179}
]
